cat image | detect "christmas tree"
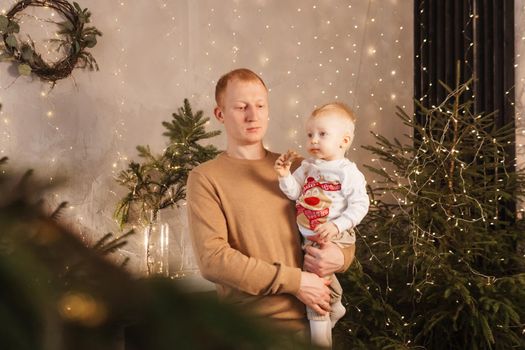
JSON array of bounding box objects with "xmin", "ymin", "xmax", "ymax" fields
[
  {"xmin": 115, "ymin": 99, "xmax": 220, "ymax": 226},
  {"xmin": 334, "ymin": 75, "xmax": 525, "ymax": 349},
  {"xmin": 0, "ymin": 158, "xmax": 308, "ymax": 350},
  {"xmin": 0, "ymin": 104, "xmax": 311, "ymax": 350}
]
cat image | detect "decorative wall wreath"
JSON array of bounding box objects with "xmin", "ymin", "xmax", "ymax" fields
[{"xmin": 0, "ymin": 0, "xmax": 101, "ymax": 83}]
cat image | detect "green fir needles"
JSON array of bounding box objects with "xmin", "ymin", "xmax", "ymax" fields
[
  {"xmin": 334, "ymin": 76, "xmax": 525, "ymax": 349},
  {"xmin": 114, "ymin": 99, "xmax": 221, "ymax": 226}
]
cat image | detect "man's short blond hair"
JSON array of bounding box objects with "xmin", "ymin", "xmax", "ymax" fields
[{"xmin": 215, "ymin": 68, "xmax": 267, "ymax": 105}]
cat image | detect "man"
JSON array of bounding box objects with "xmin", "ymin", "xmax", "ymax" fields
[{"xmin": 187, "ymin": 68, "xmax": 356, "ymax": 335}]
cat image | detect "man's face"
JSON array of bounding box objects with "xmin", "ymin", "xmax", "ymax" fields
[{"xmin": 215, "ymin": 79, "xmax": 269, "ymax": 147}]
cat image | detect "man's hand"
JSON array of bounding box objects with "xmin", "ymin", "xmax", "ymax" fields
[
  {"xmin": 274, "ymin": 150, "xmax": 299, "ymax": 177},
  {"xmin": 295, "ymin": 271, "xmax": 331, "ymax": 315},
  {"xmin": 303, "ymin": 238, "xmax": 345, "ymax": 277},
  {"xmin": 314, "ymin": 221, "xmax": 339, "ymax": 242}
]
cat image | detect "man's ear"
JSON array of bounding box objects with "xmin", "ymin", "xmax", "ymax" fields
[{"xmin": 214, "ymin": 106, "xmax": 224, "ymax": 123}]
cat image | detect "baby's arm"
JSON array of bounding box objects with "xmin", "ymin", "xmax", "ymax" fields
[
  {"xmin": 313, "ymin": 166, "xmax": 369, "ymax": 242},
  {"xmin": 331, "ymin": 165, "xmax": 370, "ymax": 233},
  {"xmin": 276, "ymin": 151, "xmax": 306, "ymax": 200},
  {"xmin": 314, "ymin": 222, "xmax": 340, "ymax": 242},
  {"xmin": 274, "ymin": 150, "xmax": 300, "ymax": 177}
]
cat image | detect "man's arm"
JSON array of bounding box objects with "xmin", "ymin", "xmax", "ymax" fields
[
  {"xmin": 187, "ymin": 170, "xmax": 302, "ymax": 296},
  {"xmin": 297, "ymin": 272, "xmax": 332, "ymax": 315},
  {"xmin": 303, "ymin": 241, "xmax": 356, "ymax": 277},
  {"xmin": 188, "ymin": 170, "xmax": 331, "ymax": 311}
]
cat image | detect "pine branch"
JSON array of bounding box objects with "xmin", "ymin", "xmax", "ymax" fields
[
  {"xmin": 337, "ymin": 70, "xmax": 525, "ymax": 349},
  {"xmin": 92, "ymin": 230, "xmax": 134, "ymax": 255},
  {"xmin": 50, "ymin": 201, "xmax": 68, "ymax": 221},
  {"xmin": 114, "ymin": 99, "xmax": 221, "ymax": 226}
]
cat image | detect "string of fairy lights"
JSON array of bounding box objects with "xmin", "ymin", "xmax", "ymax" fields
[
  {"xmin": 0, "ymin": 1, "xmax": 523, "ymax": 286},
  {"xmin": 0, "ymin": 1, "xmax": 130, "ymax": 238},
  {"xmin": 0, "ymin": 2, "xmax": 410, "ymax": 168},
  {"xmin": 0, "ymin": 0, "xmax": 523, "ymax": 341},
  {"xmin": 0, "ymin": 0, "xmax": 413, "ymax": 278},
  {"xmin": 0, "ymin": 5, "xmax": 68, "ymax": 174},
  {"xmin": 355, "ymin": 3, "xmax": 525, "ymax": 341},
  {"xmin": 517, "ymin": 1, "xmax": 525, "ymax": 219}
]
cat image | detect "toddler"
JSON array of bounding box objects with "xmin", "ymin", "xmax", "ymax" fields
[{"xmin": 274, "ymin": 102, "xmax": 369, "ymax": 347}]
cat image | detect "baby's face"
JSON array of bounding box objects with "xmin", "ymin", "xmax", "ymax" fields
[{"xmin": 305, "ymin": 114, "xmax": 351, "ymax": 161}]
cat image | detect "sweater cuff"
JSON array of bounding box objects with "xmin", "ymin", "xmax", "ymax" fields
[
  {"xmin": 278, "ymin": 173, "xmax": 295, "ymax": 187},
  {"xmin": 338, "ymin": 243, "xmax": 355, "ymax": 273},
  {"xmin": 332, "ymin": 217, "xmax": 351, "ymax": 234},
  {"xmin": 280, "ymin": 265, "xmax": 302, "ymax": 295}
]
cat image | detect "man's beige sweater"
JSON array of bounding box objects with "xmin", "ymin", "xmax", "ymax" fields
[{"xmin": 187, "ymin": 151, "xmax": 354, "ymax": 331}]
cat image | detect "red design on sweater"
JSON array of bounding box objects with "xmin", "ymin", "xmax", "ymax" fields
[
  {"xmin": 302, "ymin": 177, "xmax": 341, "ymax": 192},
  {"xmin": 296, "ymin": 176, "xmax": 341, "ymax": 231},
  {"xmin": 296, "ymin": 204, "xmax": 329, "ymax": 229}
]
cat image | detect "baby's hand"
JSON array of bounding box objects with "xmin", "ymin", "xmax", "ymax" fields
[
  {"xmin": 314, "ymin": 222, "xmax": 339, "ymax": 242},
  {"xmin": 274, "ymin": 150, "xmax": 299, "ymax": 177}
]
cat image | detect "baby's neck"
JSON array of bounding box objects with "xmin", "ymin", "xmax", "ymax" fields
[{"xmin": 315, "ymin": 155, "xmax": 346, "ymax": 161}]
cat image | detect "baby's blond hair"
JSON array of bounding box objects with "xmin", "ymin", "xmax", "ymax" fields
[
  {"xmin": 311, "ymin": 102, "xmax": 356, "ymax": 122},
  {"xmin": 310, "ymin": 102, "xmax": 356, "ymax": 140}
]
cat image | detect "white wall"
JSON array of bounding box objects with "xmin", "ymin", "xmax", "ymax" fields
[{"xmin": 0, "ymin": 0, "xmax": 413, "ymax": 280}]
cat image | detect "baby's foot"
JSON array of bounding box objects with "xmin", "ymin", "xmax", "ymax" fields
[{"xmin": 330, "ymin": 301, "xmax": 346, "ymax": 328}]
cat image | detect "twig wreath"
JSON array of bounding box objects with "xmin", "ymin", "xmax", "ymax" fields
[{"xmin": 0, "ymin": 0, "xmax": 101, "ymax": 84}]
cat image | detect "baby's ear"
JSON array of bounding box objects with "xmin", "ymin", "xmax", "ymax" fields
[{"xmin": 343, "ymin": 134, "xmax": 353, "ymax": 148}]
